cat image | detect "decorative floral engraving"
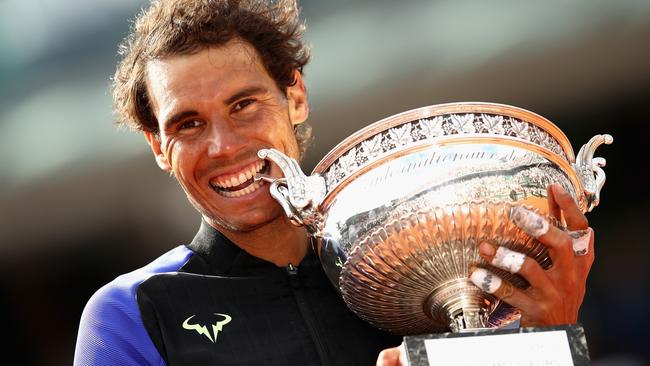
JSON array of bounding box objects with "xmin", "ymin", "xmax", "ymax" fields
[
  {"xmin": 380, "ymin": 132, "xmax": 394, "ymax": 151},
  {"xmin": 527, "ymin": 125, "xmax": 544, "ymax": 145},
  {"xmin": 481, "ymin": 114, "xmax": 506, "ymax": 135},
  {"xmin": 322, "ymin": 112, "xmax": 568, "ymax": 189},
  {"xmin": 411, "ymin": 125, "xmax": 423, "ymax": 141},
  {"xmin": 539, "ymin": 131, "xmax": 562, "ymax": 155},
  {"xmin": 509, "ymin": 118, "xmax": 529, "ymax": 140},
  {"xmin": 389, "ymin": 124, "xmax": 413, "ymax": 147},
  {"xmin": 502, "ymin": 118, "xmax": 516, "ymax": 137},
  {"xmin": 419, "ymin": 116, "xmax": 445, "ymax": 138},
  {"xmin": 449, "ymin": 114, "xmax": 475, "ymax": 134},
  {"xmin": 361, "ymin": 134, "xmax": 384, "ymax": 160},
  {"xmin": 355, "ymin": 150, "xmax": 368, "ymax": 165},
  {"xmin": 325, "ymin": 163, "xmax": 340, "ymax": 187},
  {"xmin": 473, "ymin": 116, "xmax": 488, "ymax": 133},
  {"xmin": 339, "ymin": 148, "xmax": 357, "ymax": 175},
  {"xmin": 551, "ymin": 143, "xmax": 564, "ymax": 156}
]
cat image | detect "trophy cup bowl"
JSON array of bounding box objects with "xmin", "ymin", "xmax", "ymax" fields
[{"xmin": 256, "ymin": 102, "xmax": 611, "ymax": 335}]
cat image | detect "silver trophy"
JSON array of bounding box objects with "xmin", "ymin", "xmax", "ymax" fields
[{"xmin": 257, "ymin": 102, "xmax": 611, "ymax": 335}]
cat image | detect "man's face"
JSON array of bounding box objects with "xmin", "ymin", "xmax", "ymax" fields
[{"xmin": 145, "ymin": 40, "xmax": 308, "ymax": 233}]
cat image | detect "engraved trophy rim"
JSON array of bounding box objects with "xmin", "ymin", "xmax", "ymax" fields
[
  {"xmin": 310, "ymin": 102, "xmax": 581, "ymax": 211},
  {"xmin": 313, "ymin": 102, "xmax": 575, "ymax": 176}
]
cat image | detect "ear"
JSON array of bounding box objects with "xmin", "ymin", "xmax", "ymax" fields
[
  {"xmin": 286, "ymin": 70, "xmax": 309, "ymax": 126},
  {"xmin": 144, "ymin": 131, "xmax": 172, "ymax": 172}
]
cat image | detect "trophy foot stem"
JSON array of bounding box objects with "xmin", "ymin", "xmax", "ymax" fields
[
  {"xmin": 450, "ymin": 306, "xmax": 491, "ymax": 333},
  {"xmin": 425, "ymin": 278, "xmax": 498, "ymax": 333}
]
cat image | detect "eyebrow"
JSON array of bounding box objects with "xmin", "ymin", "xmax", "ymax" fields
[{"xmin": 224, "ymin": 86, "xmax": 269, "ymax": 105}]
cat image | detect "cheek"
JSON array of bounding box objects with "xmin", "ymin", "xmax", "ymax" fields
[
  {"xmin": 266, "ymin": 114, "xmax": 300, "ymax": 157},
  {"xmin": 162, "ymin": 137, "xmax": 177, "ymax": 167},
  {"xmin": 282, "ymin": 127, "xmax": 301, "ymax": 158},
  {"xmin": 167, "ymin": 140, "xmax": 199, "ymax": 180}
]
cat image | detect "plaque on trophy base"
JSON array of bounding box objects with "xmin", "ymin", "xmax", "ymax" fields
[{"xmin": 404, "ymin": 324, "xmax": 590, "ymax": 366}]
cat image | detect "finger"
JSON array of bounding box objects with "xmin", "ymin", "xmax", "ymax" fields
[
  {"xmin": 479, "ymin": 242, "xmax": 525, "ymax": 273},
  {"xmin": 510, "ymin": 206, "xmax": 573, "ymax": 268},
  {"xmin": 398, "ymin": 343, "xmax": 407, "ymax": 366},
  {"xmin": 478, "ymin": 243, "xmax": 555, "ymax": 293},
  {"xmin": 547, "ymin": 184, "xmax": 562, "ymax": 221},
  {"xmin": 376, "ymin": 346, "xmax": 403, "ymax": 366},
  {"xmin": 509, "ymin": 205, "xmax": 550, "ymax": 238},
  {"xmin": 573, "ymin": 227, "xmax": 595, "ymax": 272},
  {"xmin": 567, "ymin": 228, "xmax": 591, "ymax": 256},
  {"xmin": 550, "ymin": 184, "xmax": 588, "ymax": 230},
  {"xmin": 469, "ymin": 268, "xmax": 532, "ymax": 309},
  {"xmin": 586, "ymin": 227, "xmax": 595, "ymax": 270},
  {"xmin": 587, "ymin": 227, "xmax": 595, "ymax": 259}
]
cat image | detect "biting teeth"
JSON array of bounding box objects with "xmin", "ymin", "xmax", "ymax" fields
[
  {"xmin": 219, "ymin": 181, "xmax": 263, "ymax": 198},
  {"xmin": 212, "ymin": 160, "xmax": 265, "ymax": 188}
]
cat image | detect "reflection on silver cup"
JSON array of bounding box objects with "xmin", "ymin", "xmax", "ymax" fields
[{"xmin": 257, "ymin": 102, "xmax": 611, "ymax": 334}]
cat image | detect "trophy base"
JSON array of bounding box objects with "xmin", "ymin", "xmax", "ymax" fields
[{"xmin": 403, "ymin": 324, "xmax": 589, "ymax": 366}]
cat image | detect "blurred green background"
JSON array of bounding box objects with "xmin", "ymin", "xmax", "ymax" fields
[{"xmin": 1, "ymin": 0, "xmax": 648, "ymax": 365}]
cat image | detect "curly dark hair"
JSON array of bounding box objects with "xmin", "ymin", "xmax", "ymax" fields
[{"xmin": 113, "ymin": 0, "xmax": 312, "ymax": 154}]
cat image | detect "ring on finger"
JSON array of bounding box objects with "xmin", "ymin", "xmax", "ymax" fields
[{"xmin": 568, "ymin": 228, "xmax": 591, "ymax": 256}]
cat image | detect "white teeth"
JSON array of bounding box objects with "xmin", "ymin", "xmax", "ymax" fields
[
  {"xmin": 218, "ymin": 181, "xmax": 263, "ymax": 198},
  {"xmin": 210, "ymin": 160, "xmax": 268, "ymax": 197}
]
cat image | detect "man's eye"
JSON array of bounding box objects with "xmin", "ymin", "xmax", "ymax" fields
[
  {"xmin": 179, "ymin": 120, "xmax": 202, "ymax": 130},
  {"xmin": 233, "ymin": 98, "xmax": 255, "ymax": 112}
]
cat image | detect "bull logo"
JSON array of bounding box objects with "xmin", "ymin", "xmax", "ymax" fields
[{"xmin": 182, "ymin": 313, "xmax": 232, "ymax": 343}]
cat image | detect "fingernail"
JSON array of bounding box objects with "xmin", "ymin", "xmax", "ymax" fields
[
  {"xmin": 470, "ymin": 268, "xmax": 502, "ymax": 294},
  {"xmin": 492, "ymin": 246, "xmax": 525, "ymax": 273},
  {"xmin": 553, "ymin": 183, "xmax": 567, "ymax": 196},
  {"xmin": 510, "ymin": 206, "xmax": 550, "ymax": 238}
]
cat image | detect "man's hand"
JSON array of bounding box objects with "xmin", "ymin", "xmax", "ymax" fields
[
  {"xmin": 470, "ymin": 183, "xmax": 594, "ymax": 326},
  {"xmin": 376, "ymin": 344, "xmax": 407, "ymax": 366}
]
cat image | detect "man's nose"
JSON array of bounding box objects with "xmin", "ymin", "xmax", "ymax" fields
[{"xmin": 205, "ymin": 121, "xmax": 247, "ymax": 158}]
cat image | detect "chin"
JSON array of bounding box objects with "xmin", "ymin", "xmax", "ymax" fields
[{"xmin": 204, "ymin": 209, "xmax": 284, "ymax": 234}]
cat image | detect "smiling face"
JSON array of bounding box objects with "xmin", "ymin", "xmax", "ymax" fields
[{"xmin": 144, "ymin": 40, "xmax": 308, "ymax": 233}]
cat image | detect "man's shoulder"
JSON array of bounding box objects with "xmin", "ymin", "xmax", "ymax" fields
[
  {"xmin": 74, "ymin": 245, "xmax": 195, "ymax": 366},
  {"xmin": 98, "ymin": 246, "xmax": 194, "ymax": 297}
]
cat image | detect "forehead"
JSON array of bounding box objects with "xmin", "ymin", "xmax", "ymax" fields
[{"xmin": 145, "ymin": 40, "xmax": 273, "ymax": 110}]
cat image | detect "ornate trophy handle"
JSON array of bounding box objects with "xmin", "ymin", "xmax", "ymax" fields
[
  {"xmin": 573, "ymin": 134, "xmax": 613, "ymax": 212},
  {"xmin": 256, "ymin": 149, "xmax": 327, "ymax": 231}
]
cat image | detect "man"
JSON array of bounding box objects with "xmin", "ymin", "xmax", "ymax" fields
[{"xmin": 75, "ymin": 0, "xmax": 595, "ymax": 365}]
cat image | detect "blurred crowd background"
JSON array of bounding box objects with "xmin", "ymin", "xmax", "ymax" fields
[{"xmin": 1, "ymin": 0, "xmax": 648, "ymax": 365}]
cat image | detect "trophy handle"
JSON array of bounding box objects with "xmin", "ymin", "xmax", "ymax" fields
[
  {"xmin": 256, "ymin": 148, "xmax": 327, "ymax": 232},
  {"xmin": 573, "ymin": 134, "xmax": 613, "ymax": 212}
]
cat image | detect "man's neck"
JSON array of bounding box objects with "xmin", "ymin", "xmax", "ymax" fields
[{"xmin": 205, "ymin": 215, "xmax": 310, "ymax": 267}]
